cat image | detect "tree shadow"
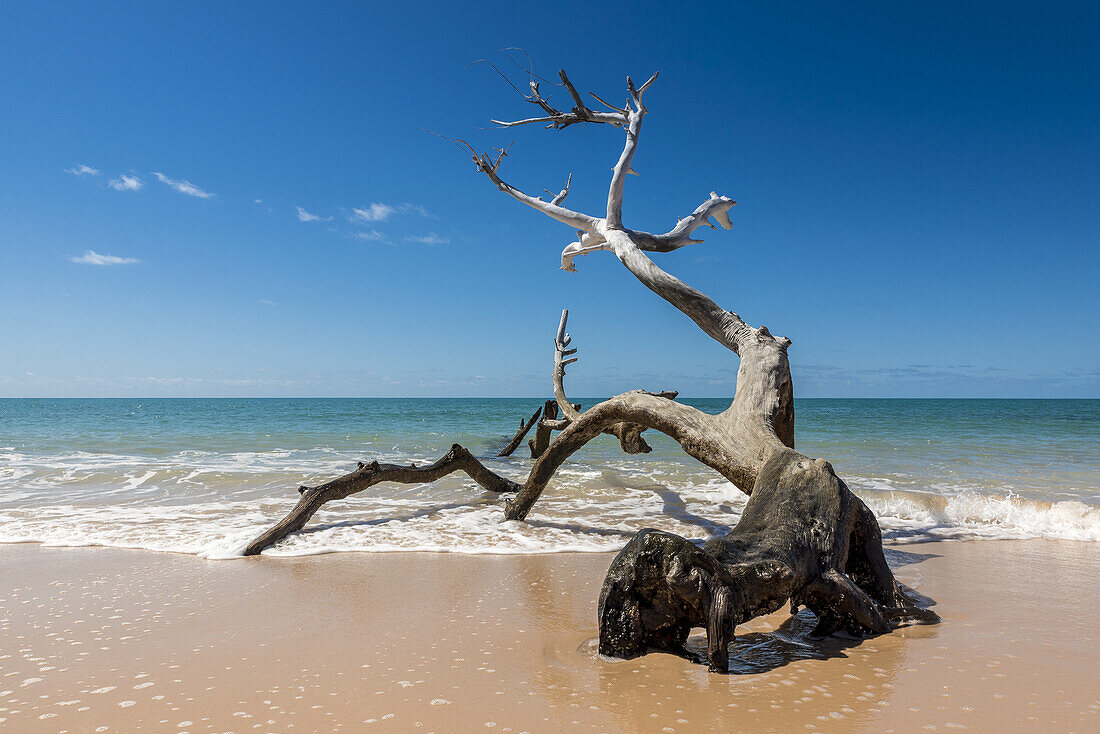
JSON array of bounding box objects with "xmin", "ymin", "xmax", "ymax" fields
[
  {"xmin": 524, "ymin": 485, "xmax": 735, "ymax": 541},
  {"xmin": 883, "ymin": 546, "xmax": 940, "ymax": 568},
  {"xmin": 695, "ymin": 609, "xmax": 860, "ymax": 674},
  {"xmin": 522, "ymin": 519, "xmax": 637, "ymax": 540},
  {"xmin": 881, "ymin": 527, "xmax": 955, "ymax": 545},
  {"xmin": 650, "ymin": 486, "xmax": 731, "ymax": 536},
  {"xmin": 659, "ymin": 600, "xmax": 936, "ymax": 676}
]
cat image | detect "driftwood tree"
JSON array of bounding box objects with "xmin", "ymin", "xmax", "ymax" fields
[{"xmin": 246, "ymin": 67, "xmax": 937, "ymax": 672}]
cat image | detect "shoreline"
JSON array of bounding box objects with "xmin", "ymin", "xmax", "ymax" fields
[{"xmin": 1, "ymin": 539, "xmax": 1097, "ymax": 732}]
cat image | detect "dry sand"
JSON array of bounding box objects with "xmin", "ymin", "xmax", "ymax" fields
[{"xmin": 0, "ymin": 539, "xmax": 1096, "ymax": 733}]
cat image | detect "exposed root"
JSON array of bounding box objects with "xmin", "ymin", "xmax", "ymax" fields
[{"xmin": 598, "ymin": 450, "xmax": 940, "ymax": 672}]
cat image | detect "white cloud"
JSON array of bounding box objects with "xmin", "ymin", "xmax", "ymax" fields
[
  {"xmin": 254, "ymin": 198, "xmax": 263, "ymax": 204},
  {"xmin": 260, "ymin": 298, "xmax": 277, "ymax": 306},
  {"xmin": 402, "ymin": 203, "xmax": 433, "ymax": 218},
  {"xmin": 65, "ymin": 164, "xmax": 100, "ymax": 177},
  {"xmin": 405, "ymin": 233, "xmax": 449, "ymax": 245},
  {"xmin": 70, "ymin": 250, "xmax": 141, "ymax": 266},
  {"xmin": 296, "ymin": 206, "xmax": 332, "ymax": 222},
  {"xmin": 153, "ymin": 172, "xmax": 214, "ymax": 198},
  {"xmin": 108, "ymin": 174, "xmax": 144, "ymax": 192},
  {"xmin": 350, "ymin": 202, "xmax": 396, "ymax": 222},
  {"xmin": 351, "ymin": 230, "xmax": 389, "ymax": 242},
  {"xmin": 349, "ymin": 202, "xmax": 433, "ymax": 223}
]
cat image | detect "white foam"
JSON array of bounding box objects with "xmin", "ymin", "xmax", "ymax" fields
[
  {"xmin": 1, "ymin": 444, "xmax": 1097, "ymax": 559},
  {"xmin": 868, "ymin": 491, "xmax": 1100, "ymax": 543}
]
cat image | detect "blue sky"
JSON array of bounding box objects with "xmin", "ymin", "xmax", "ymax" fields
[{"xmin": 1, "ymin": 1, "xmax": 1097, "ymax": 397}]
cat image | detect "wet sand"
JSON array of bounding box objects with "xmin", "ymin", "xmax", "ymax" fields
[{"xmin": 0, "ymin": 539, "xmax": 1096, "ymax": 733}]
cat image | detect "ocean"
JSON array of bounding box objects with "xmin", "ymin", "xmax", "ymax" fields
[{"xmin": 0, "ymin": 398, "xmax": 1097, "ymax": 558}]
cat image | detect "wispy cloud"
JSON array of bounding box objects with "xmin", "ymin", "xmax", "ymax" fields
[
  {"xmin": 65, "ymin": 164, "xmax": 100, "ymax": 177},
  {"xmin": 348, "ymin": 202, "xmax": 432, "ymax": 224},
  {"xmin": 260, "ymin": 298, "xmax": 277, "ymax": 306},
  {"xmin": 405, "ymin": 233, "xmax": 449, "ymax": 245},
  {"xmin": 296, "ymin": 206, "xmax": 332, "ymax": 222},
  {"xmin": 108, "ymin": 174, "xmax": 144, "ymax": 192},
  {"xmin": 350, "ymin": 202, "xmax": 396, "ymax": 222},
  {"xmin": 351, "ymin": 230, "xmax": 389, "ymax": 242},
  {"xmin": 153, "ymin": 172, "xmax": 214, "ymax": 198},
  {"xmin": 402, "ymin": 203, "xmax": 432, "ymax": 218},
  {"xmin": 70, "ymin": 250, "xmax": 141, "ymax": 266}
]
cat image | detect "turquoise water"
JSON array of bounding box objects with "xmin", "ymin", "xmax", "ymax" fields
[{"xmin": 0, "ymin": 399, "xmax": 1097, "ymax": 557}]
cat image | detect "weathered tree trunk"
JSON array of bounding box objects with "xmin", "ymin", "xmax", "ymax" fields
[{"xmin": 243, "ymin": 64, "xmax": 938, "ymax": 671}]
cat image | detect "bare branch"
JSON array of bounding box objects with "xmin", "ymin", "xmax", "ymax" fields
[
  {"xmin": 553, "ymin": 309, "xmax": 584, "ymax": 422},
  {"xmin": 589, "ymin": 91, "xmax": 628, "ymax": 115},
  {"xmin": 490, "ymin": 110, "xmax": 627, "ymax": 129},
  {"xmin": 560, "ymin": 232, "xmax": 611, "ymax": 272},
  {"xmin": 558, "ymin": 69, "xmax": 588, "ymax": 113},
  {"xmin": 471, "ymin": 149, "xmax": 599, "ymax": 232},
  {"xmin": 637, "ymin": 71, "xmax": 660, "ymax": 97},
  {"xmin": 659, "ymin": 191, "xmax": 736, "ymax": 245},
  {"xmin": 527, "ymin": 80, "xmax": 560, "ymax": 116},
  {"xmin": 498, "ymin": 406, "xmax": 542, "ymax": 457},
  {"xmin": 549, "ymin": 173, "xmax": 572, "ymax": 206},
  {"xmin": 505, "ymin": 391, "xmax": 744, "ymax": 520},
  {"xmin": 606, "ymin": 71, "xmax": 658, "ymax": 229},
  {"xmin": 606, "ymin": 109, "xmax": 644, "ymax": 229},
  {"xmin": 488, "ymin": 68, "xmax": 630, "ymax": 129},
  {"xmin": 243, "ymin": 445, "xmax": 520, "ymax": 555},
  {"xmin": 606, "ymin": 230, "xmax": 753, "ymax": 354}
]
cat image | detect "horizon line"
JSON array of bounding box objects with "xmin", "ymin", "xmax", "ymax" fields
[{"xmin": 1, "ymin": 395, "xmax": 1097, "ymax": 401}]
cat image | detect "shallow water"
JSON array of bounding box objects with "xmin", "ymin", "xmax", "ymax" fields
[{"xmin": 0, "ymin": 398, "xmax": 1097, "ymax": 557}]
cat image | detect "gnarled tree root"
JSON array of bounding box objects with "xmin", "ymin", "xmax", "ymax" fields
[{"xmin": 598, "ymin": 449, "xmax": 940, "ymax": 673}]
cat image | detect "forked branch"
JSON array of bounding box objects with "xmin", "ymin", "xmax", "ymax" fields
[
  {"xmin": 607, "ymin": 72, "xmax": 658, "ymax": 230},
  {"xmin": 469, "ymin": 142, "xmax": 598, "ymax": 232}
]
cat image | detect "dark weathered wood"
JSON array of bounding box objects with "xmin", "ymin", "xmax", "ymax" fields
[
  {"xmin": 598, "ymin": 449, "xmax": 939, "ymax": 672},
  {"xmin": 528, "ymin": 400, "xmax": 558, "ymax": 458},
  {"xmin": 498, "ymin": 406, "xmax": 542, "ymax": 457},
  {"xmin": 242, "ymin": 445, "xmax": 519, "ymax": 556}
]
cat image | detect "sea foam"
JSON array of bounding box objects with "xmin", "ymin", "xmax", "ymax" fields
[{"xmin": 1, "ymin": 471, "xmax": 1097, "ymax": 559}]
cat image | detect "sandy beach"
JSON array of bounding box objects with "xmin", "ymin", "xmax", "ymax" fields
[{"xmin": 0, "ymin": 539, "xmax": 1096, "ymax": 733}]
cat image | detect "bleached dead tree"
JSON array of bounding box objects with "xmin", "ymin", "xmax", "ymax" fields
[{"xmin": 246, "ymin": 66, "xmax": 937, "ymax": 673}]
